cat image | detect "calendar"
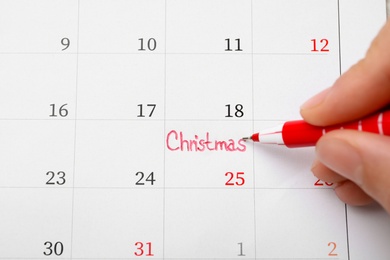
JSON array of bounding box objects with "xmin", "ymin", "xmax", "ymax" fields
[{"xmin": 0, "ymin": 0, "xmax": 389, "ymax": 259}]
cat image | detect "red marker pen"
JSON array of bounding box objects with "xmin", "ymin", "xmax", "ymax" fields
[{"xmin": 242, "ymin": 110, "xmax": 390, "ymax": 148}]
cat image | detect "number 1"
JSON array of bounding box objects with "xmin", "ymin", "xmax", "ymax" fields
[{"xmin": 238, "ymin": 242, "xmax": 245, "ymax": 256}]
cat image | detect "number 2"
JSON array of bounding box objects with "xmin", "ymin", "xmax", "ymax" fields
[{"xmin": 328, "ymin": 242, "xmax": 338, "ymax": 256}]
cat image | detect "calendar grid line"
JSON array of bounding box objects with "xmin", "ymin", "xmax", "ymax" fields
[
  {"xmin": 162, "ymin": 0, "xmax": 168, "ymax": 258},
  {"xmin": 250, "ymin": 1, "xmax": 258, "ymax": 259},
  {"xmin": 0, "ymin": 186, "xmax": 334, "ymax": 190},
  {"xmin": 0, "ymin": 118, "xmax": 298, "ymax": 122},
  {"xmin": 69, "ymin": 1, "xmax": 81, "ymax": 259},
  {"xmin": 0, "ymin": 257, "xmax": 340, "ymax": 260},
  {"xmin": 337, "ymin": 0, "xmax": 343, "ymax": 76},
  {"xmin": 337, "ymin": 1, "xmax": 351, "ymax": 259},
  {"xmin": 0, "ymin": 52, "xmax": 331, "ymax": 56},
  {"xmin": 344, "ymin": 204, "xmax": 351, "ymax": 260}
]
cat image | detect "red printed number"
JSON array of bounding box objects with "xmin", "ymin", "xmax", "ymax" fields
[
  {"xmin": 225, "ymin": 172, "xmax": 245, "ymax": 186},
  {"xmin": 314, "ymin": 179, "xmax": 333, "ymax": 187},
  {"xmin": 311, "ymin": 38, "xmax": 329, "ymax": 52},
  {"xmin": 328, "ymin": 242, "xmax": 338, "ymax": 256},
  {"xmin": 134, "ymin": 242, "xmax": 153, "ymax": 257}
]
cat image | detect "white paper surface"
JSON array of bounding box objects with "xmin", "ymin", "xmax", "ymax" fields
[{"xmin": 0, "ymin": 0, "xmax": 388, "ymax": 259}]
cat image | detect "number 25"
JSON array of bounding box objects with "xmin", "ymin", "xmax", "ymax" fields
[{"xmin": 225, "ymin": 172, "xmax": 245, "ymax": 186}]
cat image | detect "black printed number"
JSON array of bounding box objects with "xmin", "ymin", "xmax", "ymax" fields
[
  {"xmin": 61, "ymin": 38, "xmax": 70, "ymax": 51},
  {"xmin": 43, "ymin": 241, "xmax": 63, "ymax": 256},
  {"xmin": 49, "ymin": 104, "xmax": 68, "ymax": 118},
  {"xmin": 139, "ymin": 38, "xmax": 157, "ymax": 51},
  {"xmin": 238, "ymin": 242, "xmax": 245, "ymax": 256},
  {"xmin": 46, "ymin": 171, "xmax": 66, "ymax": 185},
  {"xmin": 135, "ymin": 172, "xmax": 155, "ymax": 186},
  {"xmin": 225, "ymin": 38, "xmax": 242, "ymax": 51},
  {"xmin": 225, "ymin": 104, "xmax": 244, "ymax": 118},
  {"xmin": 137, "ymin": 104, "xmax": 156, "ymax": 117}
]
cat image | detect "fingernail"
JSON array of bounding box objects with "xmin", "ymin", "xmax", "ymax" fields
[
  {"xmin": 300, "ymin": 87, "xmax": 331, "ymax": 110},
  {"xmin": 316, "ymin": 138, "xmax": 363, "ymax": 186}
]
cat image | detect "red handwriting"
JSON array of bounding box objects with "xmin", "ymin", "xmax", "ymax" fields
[{"xmin": 166, "ymin": 130, "xmax": 246, "ymax": 152}]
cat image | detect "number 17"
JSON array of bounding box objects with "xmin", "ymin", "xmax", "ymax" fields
[{"xmin": 137, "ymin": 104, "xmax": 156, "ymax": 117}]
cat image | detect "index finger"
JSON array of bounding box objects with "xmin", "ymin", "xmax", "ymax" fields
[{"xmin": 300, "ymin": 21, "xmax": 390, "ymax": 126}]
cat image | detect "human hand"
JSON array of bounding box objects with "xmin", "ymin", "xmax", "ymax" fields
[{"xmin": 300, "ymin": 20, "xmax": 390, "ymax": 213}]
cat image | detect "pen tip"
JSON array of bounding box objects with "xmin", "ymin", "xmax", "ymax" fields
[{"xmin": 242, "ymin": 136, "xmax": 252, "ymax": 142}]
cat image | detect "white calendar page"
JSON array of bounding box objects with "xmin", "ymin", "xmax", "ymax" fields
[{"xmin": 0, "ymin": 0, "xmax": 388, "ymax": 259}]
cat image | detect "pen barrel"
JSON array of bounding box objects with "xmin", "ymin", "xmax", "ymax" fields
[{"xmin": 282, "ymin": 110, "xmax": 390, "ymax": 148}]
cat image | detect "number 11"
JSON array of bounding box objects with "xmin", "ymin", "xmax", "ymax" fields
[{"xmin": 225, "ymin": 38, "xmax": 243, "ymax": 51}]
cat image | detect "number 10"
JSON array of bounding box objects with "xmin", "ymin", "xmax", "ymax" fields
[{"xmin": 139, "ymin": 38, "xmax": 157, "ymax": 51}]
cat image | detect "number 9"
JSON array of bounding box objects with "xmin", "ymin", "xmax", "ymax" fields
[{"xmin": 61, "ymin": 38, "xmax": 70, "ymax": 51}]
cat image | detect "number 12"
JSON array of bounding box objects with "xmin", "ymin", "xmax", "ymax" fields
[{"xmin": 311, "ymin": 38, "xmax": 329, "ymax": 52}]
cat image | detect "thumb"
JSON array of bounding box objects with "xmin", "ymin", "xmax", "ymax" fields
[{"xmin": 316, "ymin": 130, "xmax": 390, "ymax": 213}]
